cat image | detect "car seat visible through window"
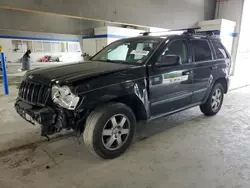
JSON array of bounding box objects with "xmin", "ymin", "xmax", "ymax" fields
[{"xmin": 162, "ymin": 40, "xmax": 188, "ymax": 64}]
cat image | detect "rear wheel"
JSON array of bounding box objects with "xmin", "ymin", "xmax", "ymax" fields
[
  {"xmin": 83, "ymin": 103, "xmax": 136, "ymax": 159},
  {"xmin": 200, "ymin": 83, "xmax": 224, "ymax": 116}
]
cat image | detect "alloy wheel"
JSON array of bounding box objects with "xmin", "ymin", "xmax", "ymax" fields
[
  {"xmin": 101, "ymin": 114, "xmax": 130, "ymax": 151},
  {"xmin": 211, "ymin": 88, "xmax": 222, "ymax": 111}
]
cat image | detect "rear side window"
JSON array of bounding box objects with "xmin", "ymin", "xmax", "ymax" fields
[
  {"xmin": 191, "ymin": 40, "xmax": 212, "ymax": 62},
  {"xmin": 212, "ymin": 40, "xmax": 228, "ymax": 59}
]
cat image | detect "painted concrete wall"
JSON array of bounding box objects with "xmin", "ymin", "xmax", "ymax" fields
[
  {"xmin": 0, "ymin": 0, "xmax": 216, "ymax": 28},
  {"xmin": 0, "ymin": 8, "xmax": 104, "ymax": 35},
  {"xmin": 216, "ymin": 0, "xmax": 244, "ymax": 33}
]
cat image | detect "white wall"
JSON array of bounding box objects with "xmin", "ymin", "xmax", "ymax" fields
[
  {"xmin": 198, "ymin": 19, "xmax": 236, "ymax": 55},
  {"xmin": 215, "ymin": 0, "xmax": 245, "ymax": 75},
  {"xmin": 83, "ymin": 38, "xmax": 107, "ymax": 56},
  {"xmin": 83, "ymin": 26, "xmax": 145, "ymax": 57},
  {"xmin": 231, "ymin": 0, "xmax": 250, "ymax": 88},
  {"xmin": 0, "ymin": 30, "xmax": 83, "ymax": 64},
  {"xmin": 107, "ymin": 38, "xmax": 119, "ymax": 45},
  {"xmin": 107, "ymin": 26, "xmax": 144, "ymax": 37},
  {"xmin": 0, "ymin": 38, "xmax": 82, "ymax": 63},
  {"xmin": 238, "ymin": 0, "xmax": 250, "ymax": 54},
  {"xmin": 220, "ymin": 20, "xmax": 236, "ymax": 55}
]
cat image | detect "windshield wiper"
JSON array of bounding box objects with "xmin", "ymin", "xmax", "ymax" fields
[
  {"xmin": 98, "ymin": 59, "xmax": 123, "ymax": 63},
  {"xmin": 94, "ymin": 59, "xmax": 137, "ymax": 65}
]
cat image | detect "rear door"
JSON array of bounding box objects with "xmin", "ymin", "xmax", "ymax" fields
[
  {"xmin": 211, "ymin": 39, "xmax": 231, "ymax": 82},
  {"xmin": 190, "ymin": 38, "xmax": 216, "ymax": 104}
]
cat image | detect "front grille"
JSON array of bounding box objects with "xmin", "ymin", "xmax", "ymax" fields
[{"xmin": 18, "ymin": 80, "xmax": 50, "ymax": 106}]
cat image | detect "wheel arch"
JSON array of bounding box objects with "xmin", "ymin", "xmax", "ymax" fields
[
  {"xmin": 76, "ymin": 93, "xmax": 149, "ymax": 133},
  {"xmin": 215, "ymin": 77, "xmax": 228, "ymax": 93},
  {"xmin": 202, "ymin": 77, "xmax": 228, "ymax": 104},
  {"xmin": 111, "ymin": 94, "xmax": 149, "ymax": 121}
]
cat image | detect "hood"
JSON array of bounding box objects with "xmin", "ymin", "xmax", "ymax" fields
[{"xmin": 26, "ymin": 61, "xmax": 133, "ymax": 85}]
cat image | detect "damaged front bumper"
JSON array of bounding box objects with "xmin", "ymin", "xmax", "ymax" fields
[{"xmin": 15, "ymin": 100, "xmax": 61, "ymax": 136}]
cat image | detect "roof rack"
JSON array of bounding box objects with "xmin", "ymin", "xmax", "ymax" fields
[
  {"xmin": 191, "ymin": 30, "xmax": 217, "ymax": 36},
  {"xmin": 140, "ymin": 27, "xmax": 217, "ymax": 38},
  {"xmin": 140, "ymin": 27, "xmax": 201, "ymax": 36}
]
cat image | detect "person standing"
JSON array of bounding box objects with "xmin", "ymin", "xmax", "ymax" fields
[{"xmin": 22, "ymin": 49, "xmax": 31, "ymax": 70}]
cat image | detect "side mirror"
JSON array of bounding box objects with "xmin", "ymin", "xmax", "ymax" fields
[{"xmin": 155, "ymin": 55, "xmax": 181, "ymax": 68}]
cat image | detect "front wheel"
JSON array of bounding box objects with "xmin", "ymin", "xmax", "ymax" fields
[
  {"xmin": 83, "ymin": 103, "xmax": 136, "ymax": 159},
  {"xmin": 200, "ymin": 83, "xmax": 224, "ymax": 116}
]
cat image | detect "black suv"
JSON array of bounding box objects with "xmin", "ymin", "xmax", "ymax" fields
[{"xmin": 15, "ymin": 31, "xmax": 230, "ymax": 159}]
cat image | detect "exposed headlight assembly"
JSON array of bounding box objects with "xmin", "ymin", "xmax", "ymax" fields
[{"xmin": 51, "ymin": 85, "xmax": 80, "ymax": 110}]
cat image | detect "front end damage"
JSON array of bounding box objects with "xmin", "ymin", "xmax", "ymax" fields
[
  {"xmin": 15, "ymin": 79, "xmax": 87, "ymax": 138},
  {"xmin": 15, "ymin": 100, "xmax": 66, "ymax": 136},
  {"xmin": 15, "ymin": 99, "xmax": 88, "ymax": 138}
]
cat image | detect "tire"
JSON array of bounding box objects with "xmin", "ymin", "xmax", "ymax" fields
[
  {"xmin": 83, "ymin": 102, "xmax": 136, "ymax": 159},
  {"xmin": 200, "ymin": 83, "xmax": 224, "ymax": 116}
]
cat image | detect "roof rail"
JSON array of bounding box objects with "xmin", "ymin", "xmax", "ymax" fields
[
  {"xmin": 193, "ymin": 30, "xmax": 216, "ymax": 36},
  {"xmin": 183, "ymin": 30, "xmax": 217, "ymax": 38},
  {"xmin": 140, "ymin": 27, "xmax": 201, "ymax": 36}
]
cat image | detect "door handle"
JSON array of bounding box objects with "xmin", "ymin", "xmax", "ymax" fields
[{"xmin": 182, "ymin": 70, "xmax": 192, "ymax": 75}]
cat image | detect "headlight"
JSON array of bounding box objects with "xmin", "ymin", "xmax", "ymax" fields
[
  {"xmin": 51, "ymin": 85, "xmax": 80, "ymax": 110},
  {"xmin": 22, "ymin": 73, "xmax": 28, "ymax": 81}
]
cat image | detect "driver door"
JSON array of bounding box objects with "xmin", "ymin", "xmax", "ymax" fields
[{"xmin": 149, "ymin": 38, "xmax": 194, "ymax": 116}]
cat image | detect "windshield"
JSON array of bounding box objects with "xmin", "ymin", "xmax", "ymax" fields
[{"xmin": 91, "ymin": 38, "xmax": 162, "ymax": 64}]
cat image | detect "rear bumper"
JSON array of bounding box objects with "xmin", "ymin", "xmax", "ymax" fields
[
  {"xmin": 227, "ymin": 77, "xmax": 231, "ymax": 92},
  {"xmin": 15, "ymin": 99, "xmax": 58, "ymax": 136}
]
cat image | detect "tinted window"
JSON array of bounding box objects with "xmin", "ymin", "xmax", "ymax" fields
[
  {"xmin": 191, "ymin": 40, "xmax": 212, "ymax": 62},
  {"xmin": 212, "ymin": 40, "xmax": 228, "ymax": 59},
  {"xmin": 159, "ymin": 40, "xmax": 188, "ymax": 64}
]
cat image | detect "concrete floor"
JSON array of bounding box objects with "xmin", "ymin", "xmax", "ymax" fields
[{"xmin": 1, "ymin": 86, "xmax": 250, "ymax": 188}]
